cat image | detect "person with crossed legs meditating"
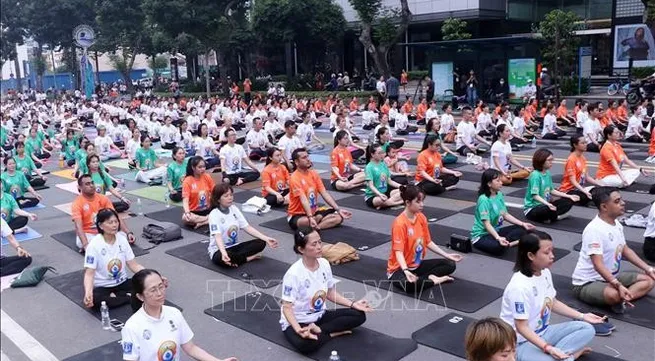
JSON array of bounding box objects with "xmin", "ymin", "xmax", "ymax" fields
[{"xmin": 182, "ymin": 156, "xmax": 216, "ymax": 229}]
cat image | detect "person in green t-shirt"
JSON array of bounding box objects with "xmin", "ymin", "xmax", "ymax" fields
[
  {"xmin": 364, "ymin": 143, "xmax": 403, "ymax": 209},
  {"xmin": 25, "ymin": 127, "xmax": 51, "ymax": 159},
  {"xmin": 1, "ymin": 157, "xmax": 43, "ymax": 208},
  {"xmin": 134, "ymin": 135, "xmax": 166, "ymax": 184},
  {"xmin": 167, "ymin": 147, "xmax": 188, "ymax": 202},
  {"xmin": 76, "ymin": 142, "xmax": 112, "ymax": 180},
  {"xmin": 14, "ymin": 142, "xmax": 47, "ymax": 187},
  {"xmin": 471, "ymin": 169, "xmax": 535, "ymax": 256},
  {"xmin": 86, "ymin": 154, "xmax": 131, "ymax": 213},
  {"xmin": 60, "ymin": 130, "xmax": 81, "ymax": 166},
  {"xmin": 524, "ymin": 148, "xmax": 578, "ymax": 223},
  {"xmin": 0, "ymin": 181, "xmax": 38, "ymax": 233}
]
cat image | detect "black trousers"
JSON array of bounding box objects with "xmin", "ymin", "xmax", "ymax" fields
[
  {"xmin": 169, "ymin": 188, "xmax": 183, "ymax": 202},
  {"xmin": 93, "ymin": 280, "xmax": 142, "ymax": 312},
  {"xmin": 283, "ymin": 308, "xmax": 367, "ymax": 355},
  {"xmin": 417, "ymin": 174, "xmax": 459, "ymax": 196},
  {"xmin": 586, "ymin": 142, "xmax": 601, "ymax": 153},
  {"xmin": 0, "ymin": 255, "xmax": 32, "ymax": 277},
  {"xmin": 350, "ymin": 149, "xmax": 365, "ymax": 160},
  {"xmin": 625, "ymin": 135, "xmax": 644, "ymax": 143},
  {"xmin": 473, "ymin": 225, "xmax": 527, "ymax": 256},
  {"xmin": 225, "ymin": 170, "xmax": 260, "ymax": 185},
  {"xmin": 566, "ymin": 189, "xmax": 592, "ymax": 206},
  {"xmin": 265, "ymin": 189, "xmax": 289, "ymax": 207},
  {"xmin": 389, "ymin": 259, "xmax": 456, "ymax": 294},
  {"xmin": 7, "ymin": 216, "xmax": 28, "ymax": 230},
  {"xmin": 244, "ymin": 92, "xmax": 251, "ymax": 105},
  {"xmin": 113, "ymin": 200, "xmax": 130, "ymax": 213},
  {"xmin": 161, "ymin": 142, "xmax": 176, "ymax": 150},
  {"xmin": 249, "ymin": 149, "xmax": 267, "ymax": 161},
  {"xmin": 16, "ymin": 196, "xmax": 39, "ymax": 208},
  {"xmin": 211, "ymin": 239, "xmax": 266, "ymax": 267},
  {"xmin": 644, "ymin": 236, "xmax": 655, "ymax": 262},
  {"xmin": 26, "ymin": 175, "xmax": 46, "ymax": 187},
  {"xmin": 525, "ymin": 198, "xmax": 573, "ymax": 223},
  {"xmin": 542, "ymin": 130, "xmax": 566, "ymax": 140},
  {"xmin": 396, "ymin": 125, "xmax": 418, "ymax": 135},
  {"xmin": 391, "ymin": 175, "xmax": 408, "ymax": 185}
]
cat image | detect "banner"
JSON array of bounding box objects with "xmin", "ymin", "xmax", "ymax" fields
[
  {"xmin": 508, "ymin": 58, "xmax": 535, "ymax": 99},
  {"xmin": 80, "ymin": 53, "xmax": 94, "ymax": 98},
  {"xmin": 613, "ymin": 24, "xmax": 655, "ymax": 68}
]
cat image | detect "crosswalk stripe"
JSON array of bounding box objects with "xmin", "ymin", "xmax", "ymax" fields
[{"xmin": 0, "ymin": 310, "xmax": 58, "ymax": 361}]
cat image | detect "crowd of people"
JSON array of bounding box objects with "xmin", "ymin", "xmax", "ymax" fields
[{"xmin": 1, "ymin": 86, "xmax": 654, "ymax": 361}]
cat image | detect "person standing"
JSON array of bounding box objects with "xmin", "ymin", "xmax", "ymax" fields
[
  {"xmin": 424, "ymin": 76, "xmax": 435, "ymax": 104},
  {"xmin": 376, "ymin": 76, "xmax": 386, "ymax": 110},
  {"xmin": 243, "ymin": 77, "xmax": 252, "ymax": 105},
  {"xmin": 386, "ymin": 74, "xmax": 400, "ymax": 105},
  {"xmin": 466, "ymin": 70, "xmax": 479, "ymax": 106}
]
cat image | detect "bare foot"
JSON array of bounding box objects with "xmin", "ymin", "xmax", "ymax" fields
[
  {"xmin": 509, "ymin": 240, "xmax": 519, "ymax": 247},
  {"xmin": 308, "ymin": 323, "xmax": 321, "ymax": 335},
  {"xmin": 109, "ymin": 292, "xmax": 116, "ymax": 298},
  {"xmin": 573, "ymin": 347, "xmax": 592, "ymax": 360},
  {"xmin": 329, "ymin": 330, "xmax": 352, "ymax": 338},
  {"xmin": 428, "ymin": 275, "xmax": 455, "ymax": 285},
  {"xmin": 246, "ymin": 253, "xmax": 262, "ymax": 262},
  {"xmin": 13, "ymin": 227, "xmax": 28, "ymax": 234}
]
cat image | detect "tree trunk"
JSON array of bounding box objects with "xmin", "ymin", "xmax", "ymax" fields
[
  {"xmin": 216, "ymin": 49, "xmax": 230, "ymax": 96},
  {"xmin": 204, "ymin": 50, "xmax": 211, "ymax": 97},
  {"xmin": 151, "ymin": 54, "xmax": 159, "ymax": 86},
  {"xmin": 36, "ymin": 43, "xmax": 44, "ymax": 91},
  {"xmin": 13, "ymin": 57, "xmax": 23, "ymax": 91}
]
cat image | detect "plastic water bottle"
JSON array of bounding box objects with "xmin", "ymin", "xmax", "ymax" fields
[
  {"xmin": 120, "ymin": 178, "xmax": 125, "ymax": 189},
  {"xmin": 531, "ymin": 137, "xmax": 537, "ymax": 149},
  {"xmin": 58, "ymin": 152, "xmax": 64, "ymax": 168},
  {"xmin": 137, "ymin": 198, "xmax": 143, "ymax": 216},
  {"xmin": 100, "ymin": 301, "xmax": 111, "ymax": 330},
  {"xmin": 165, "ymin": 192, "xmax": 170, "ymax": 208},
  {"xmin": 329, "ymin": 350, "xmax": 341, "ymax": 361}
]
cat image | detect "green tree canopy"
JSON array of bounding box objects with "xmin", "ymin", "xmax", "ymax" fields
[
  {"xmin": 538, "ymin": 9, "xmax": 580, "ymax": 83},
  {"xmin": 441, "ymin": 18, "xmax": 472, "ymax": 41}
]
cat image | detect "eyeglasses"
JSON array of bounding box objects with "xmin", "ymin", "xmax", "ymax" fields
[{"xmin": 145, "ymin": 284, "xmax": 166, "ymax": 296}]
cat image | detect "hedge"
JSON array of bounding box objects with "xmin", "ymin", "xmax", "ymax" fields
[{"xmin": 154, "ymin": 90, "xmax": 377, "ymax": 99}]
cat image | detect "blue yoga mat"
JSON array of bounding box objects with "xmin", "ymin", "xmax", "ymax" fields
[
  {"xmin": 20, "ymin": 203, "xmax": 46, "ymax": 212},
  {"xmin": 1, "ymin": 227, "xmax": 42, "ymax": 246},
  {"xmin": 309, "ymin": 154, "xmax": 330, "ymax": 163}
]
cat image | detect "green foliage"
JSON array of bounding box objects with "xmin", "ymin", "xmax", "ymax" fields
[
  {"xmin": 348, "ymin": 0, "xmax": 381, "ymax": 24},
  {"xmin": 373, "ymin": 7, "xmax": 401, "ymax": 46},
  {"xmin": 0, "ymin": 0, "xmax": 26, "ymax": 61},
  {"xmin": 559, "ymin": 76, "xmax": 589, "ymax": 96},
  {"xmin": 148, "ymin": 55, "xmax": 169, "ymax": 70},
  {"xmin": 538, "ymin": 10, "xmax": 580, "ymax": 77},
  {"xmin": 631, "ymin": 67, "xmax": 655, "ymax": 79},
  {"xmin": 441, "ymin": 18, "xmax": 471, "ymax": 41},
  {"xmin": 407, "ymin": 70, "xmax": 428, "ymax": 80}
]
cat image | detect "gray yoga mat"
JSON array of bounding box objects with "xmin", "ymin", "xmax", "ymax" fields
[{"xmin": 50, "ymin": 230, "xmax": 150, "ymax": 257}]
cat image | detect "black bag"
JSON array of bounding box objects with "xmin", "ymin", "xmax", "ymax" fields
[
  {"xmin": 142, "ymin": 222, "xmax": 182, "ymax": 245},
  {"xmin": 449, "ymin": 234, "xmax": 472, "ymax": 253}
]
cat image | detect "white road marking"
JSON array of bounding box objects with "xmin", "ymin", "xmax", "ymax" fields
[
  {"xmin": 0, "ymin": 310, "xmax": 58, "ymax": 361},
  {"xmin": 1, "ymin": 350, "xmax": 11, "ymax": 361}
]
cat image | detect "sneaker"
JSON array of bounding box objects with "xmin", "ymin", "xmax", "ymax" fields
[
  {"xmin": 604, "ymin": 319, "xmax": 616, "ymax": 331},
  {"xmin": 592, "ymin": 322, "xmax": 613, "ymax": 337},
  {"xmin": 611, "ymin": 302, "xmax": 626, "ymax": 314},
  {"xmin": 557, "ymin": 214, "xmax": 569, "ymax": 221}
]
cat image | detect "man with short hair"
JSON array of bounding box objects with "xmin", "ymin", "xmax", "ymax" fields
[
  {"xmin": 455, "ymin": 106, "xmax": 491, "ymax": 156},
  {"xmin": 572, "ymin": 187, "xmax": 655, "ymax": 314}
]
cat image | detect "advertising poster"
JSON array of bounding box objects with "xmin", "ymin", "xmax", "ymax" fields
[
  {"xmin": 508, "ymin": 58, "xmax": 535, "ymax": 99},
  {"xmin": 431, "ymin": 62, "xmax": 453, "ymax": 98},
  {"xmin": 614, "ymin": 24, "xmax": 655, "ymax": 68}
]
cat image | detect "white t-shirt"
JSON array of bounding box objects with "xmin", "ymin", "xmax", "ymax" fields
[
  {"xmin": 176, "ymin": 131, "xmax": 193, "ymax": 149},
  {"xmin": 159, "ymin": 124, "xmax": 179, "ymax": 144},
  {"xmin": 499, "ymin": 269, "xmax": 556, "ymax": 343},
  {"xmin": 513, "ymin": 116, "xmax": 526, "ymax": 135},
  {"xmin": 541, "ymin": 114, "xmax": 557, "ymax": 136},
  {"xmin": 582, "ymin": 118, "xmax": 602, "ymax": 143},
  {"xmin": 395, "ymin": 114, "xmax": 409, "ymax": 131},
  {"xmin": 94, "ymin": 135, "xmax": 114, "ymax": 154},
  {"xmin": 476, "ymin": 113, "xmax": 492, "ymax": 133},
  {"xmin": 297, "ymin": 122, "xmax": 315, "ymax": 145},
  {"xmin": 126, "ymin": 139, "xmax": 140, "ymax": 159},
  {"xmin": 277, "ymin": 135, "xmax": 304, "ymax": 161},
  {"xmin": 456, "ymin": 121, "xmax": 476, "ymax": 149},
  {"xmin": 440, "ymin": 113, "xmax": 455, "ymax": 134},
  {"xmin": 0, "ymin": 218, "xmax": 11, "ymax": 258},
  {"xmin": 207, "ymin": 206, "xmax": 249, "ymax": 259},
  {"xmin": 264, "ymin": 119, "xmax": 284, "ymax": 137},
  {"xmin": 576, "ymin": 110, "xmax": 588, "ymax": 128},
  {"xmin": 219, "ymin": 144, "xmax": 247, "ymax": 174},
  {"xmin": 425, "ymin": 108, "xmax": 439, "ymax": 122},
  {"xmin": 645, "ymin": 203, "xmax": 655, "ymax": 239},
  {"xmin": 279, "ymin": 258, "xmax": 336, "ymax": 331},
  {"xmin": 490, "ymin": 140, "xmax": 512, "ymax": 173},
  {"xmin": 83, "ymin": 233, "xmax": 135, "ymax": 288},
  {"xmin": 246, "ymin": 129, "xmax": 269, "ymax": 152},
  {"xmin": 122, "ymin": 306, "xmax": 193, "ymax": 361},
  {"xmin": 186, "ymin": 115, "xmax": 201, "ymax": 133},
  {"xmin": 195, "ymin": 137, "xmax": 216, "ymax": 159},
  {"xmin": 572, "ymin": 216, "xmax": 627, "ymax": 286},
  {"xmin": 625, "ymin": 115, "xmax": 643, "ymax": 138}
]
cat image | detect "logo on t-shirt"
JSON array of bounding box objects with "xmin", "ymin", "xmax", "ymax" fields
[
  {"xmin": 10, "ymin": 185, "xmax": 19, "ymax": 198},
  {"xmin": 157, "ymin": 340, "xmax": 177, "ymax": 361},
  {"xmin": 515, "ymin": 302, "xmax": 525, "ymax": 314},
  {"xmin": 310, "ymin": 290, "xmax": 326, "ymax": 312},
  {"xmin": 85, "ymin": 255, "xmax": 95, "ymax": 264},
  {"xmin": 308, "ymin": 189, "xmax": 317, "ymax": 211},
  {"xmin": 284, "ymin": 285, "xmax": 292, "ymax": 296},
  {"xmin": 535, "ymin": 297, "xmax": 553, "ymax": 334},
  {"xmin": 198, "ymin": 191, "xmax": 207, "ymax": 209},
  {"xmin": 226, "ymin": 225, "xmax": 239, "ymax": 246},
  {"xmin": 613, "ymin": 244, "xmax": 624, "ymax": 275},
  {"xmin": 122, "ymin": 341, "xmax": 133, "ymax": 354},
  {"xmin": 143, "ymin": 329, "xmax": 151, "ymax": 340},
  {"xmin": 107, "ymin": 259, "xmax": 123, "ymax": 281},
  {"xmin": 276, "ymin": 180, "xmax": 285, "ymax": 191},
  {"xmin": 413, "ymin": 238, "xmax": 424, "ymax": 266}
]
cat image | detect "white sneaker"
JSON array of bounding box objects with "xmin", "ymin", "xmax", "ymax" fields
[{"xmin": 646, "ymin": 156, "xmax": 655, "ymax": 163}]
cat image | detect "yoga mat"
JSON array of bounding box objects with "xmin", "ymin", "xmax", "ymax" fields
[
  {"xmin": 204, "ymin": 292, "xmax": 418, "ymax": 361},
  {"xmin": 51, "ymin": 169, "xmax": 77, "ymax": 180},
  {"xmin": 628, "ymin": 182, "xmax": 654, "ymax": 194},
  {"xmin": 31, "ymin": 184, "xmax": 50, "ymax": 191},
  {"xmin": 31, "ymin": 170, "xmax": 50, "ymax": 176},
  {"xmin": 337, "ymin": 195, "xmax": 457, "ymax": 220},
  {"xmin": 145, "ymin": 208, "xmax": 208, "ymax": 236},
  {"xmin": 429, "ymin": 224, "xmax": 571, "ymax": 263},
  {"xmin": 45, "ymin": 270, "xmax": 181, "ymax": 323},
  {"xmin": 1, "ymin": 227, "xmax": 42, "ymax": 246},
  {"xmin": 165, "ymin": 242, "xmax": 287, "ymax": 288},
  {"xmin": 504, "ymin": 188, "xmax": 649, "ymax": 213},
  {"xmin": 460, "ymin": 206, "xmax": 589, "ymax": 234},
  {"xmin": 259, "ymin": 217, "xmax": 390, "ymax": 251},
  {"xmin": 62, "ymin": 340, "xmax": 122, "ymax": 361},
  {"xmin": 56, "ymin": 181, "xmax": 81, "ymax": 195},
  {"xmin": 552, "ymin": 273, "xmax": 655, "ymax": 330},
  {"xmin": 231, "ymin": 190, "xmax": 261, "ymax": 204},
  {"xmin": 309, "ymin": 153, "xmax": 330, "ymax": 163},
  {"xmin": 105, "ymin": 158, "xmax": 131, "ymax": 169},
  {"xmin": 434, "ymin": 187, "xmax": 481, "ymax": 202},
  {"xmin": 19, "ymin": 203, "xmax": 46, "ymax": 212},
  {"xmin": 50, "ymin": 230, "xmax": 150, "ymax": 257},
  {"xmin": 127, "ymin": 186, "xmax": 181, "ymax": 206},
  {"xmin": 116, "ymin": 170, "xmax": 139, "ymax": 181},
  {"xmin": 329, "ymin": 254, "xmax": 503, "ymax": 313},
  {"xmin": 573, "ymin": 240, "xmax": 653, "ymax": 265},
  {"xmin": 412, "ymin": 313, "xmax": 627, "ymax": 361},
  {"xmin": 53, "ymin": 202, "xmax": 134, "ymax": 220},
  {"xmin": 320, "ymin": 178, "xmax": 365, "ymax": 194}
]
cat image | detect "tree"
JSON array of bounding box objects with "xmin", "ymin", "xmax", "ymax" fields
[
  {"xmin": 0, "ymin": 0, "xmax": 26, "ymax": 88},
  {"xmin": 641, "ymin": 0, "xmax": 655, "ymax": 29},
  {"xmin": 538, "ymin": 10, "xmax": 580, "ymax": 88},
  {"xmin": 441, "ymin": 18, "xmax": 471, "ymax": 41},
  {"xmin": 348, "ymin": 0, "xmax": 411, "ymax": 77}
]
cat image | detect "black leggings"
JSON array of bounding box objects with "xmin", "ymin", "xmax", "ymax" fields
[
  {"xmin": 644, "ymin": 236, "xmax": 655, "ymax": 262},
  {"xmin": 396, "ymin": 125, "xmax": 418, "ymax": 135},
  {"xmin": 7, "ymin": 216, "xmax": 28, "ymax": 230},
  {"xmin": 350, "ymin": 149, "xmax": 365, "ymax": 160},
  {"xmin": 586, "ymin": 142, "xmax": 601, "ymax": 153},
  {"xmin": 283, "ymin": 308, "xmax": 366, "ymax": 355},
  {"xmin": 112, "ymin": 200, "xmax": 130, "ymax": 213},
  {"xmin": 473, "ymin": 225, "xmax": 527, "ymax": 256},
  {"xmin": 542, "ymin": 129, "xmax": 567, "ymax": 139},
  {"xmin": 161, "ymin": 142, "xmax": 176, "ymax": 150},
  {"xmin": 210, "ymin": 239, "xmax": 266, "ymax": 267},
  {"xmin": 265, "ymin": 189, "xmax": 289, "ymax": 207},
  {"xmin": 391, "ymin": 175, "xmax": 408, "ymax": 185},
  {"xmin": 525, "ymin": 198, "xmax": 573, "ymax": 223},
  {"xmin": 16, "ymin": 196, "xmax": 39, "ymax": 208},
  {"xmin": 27, "ymin": 175, "xmax": 46, "ymax": 187},
  {"xmin": 92, "ymin": 280, "xmax": 142, "ymax": 312},
  {"xmin": 169, "ymin": 188, "xmax": 183, "ymax": 202},
  {"xmin": 625, "ymin": 135, "xmax": 644, "ymax": 143},
  {"xmin": 417, "ymin": 175, "xmax": 459, "ymax": 196},
  {"xmin": 225, "ymin": 170, "xmax": 260, "ymax": 185},
  {"xmin": 249, "ymin": 149, "xmax": 267, "ymax": 161},
  {"xmin": 0, "ymin": 255, "xmax": 32, "ymax": 277},
  {"xmin": 389, "ymin": 258, "xmax": 456, "ymax": 294},
  {"xmin": 567, "ymin": 189, "xmax": 592, "ymax": 206}
]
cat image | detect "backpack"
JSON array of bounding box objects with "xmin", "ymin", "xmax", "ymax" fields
[{"xmin": 142, "ymin": 221, "xmax": 182, "ymax": 245}]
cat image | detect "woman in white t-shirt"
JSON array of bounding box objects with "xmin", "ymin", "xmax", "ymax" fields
[
  {"xmin": 491, "ymin": 124, "xmax": 531, "ymax": 185},
  {"xmin": 541, "ymin": 105, "xmax": 567, "ymax": 140},
  {"xmin": 176, "ymin": 120, "xmax": 195, "ymax": 156},
  {"xmin": 476, "ymin": 104, "xmax": 494, "ymax": 137},
  {"xmin": 160, "ymin": 116, "xmax": 180, "ymax": 150},
  {"xmin": 394, "ymin": 106, "xmax": 418, "ymax": 135},
  {"xmin": 219, "ymin": 129, "xmax": 260, "ymax": 186},
  {"xmin": 297, "ymin": 112, "xmax": 325, "ymax": 153},
  {"xmin": 644, "ymin": 202, "xmax": 655, "ymax": 262},
  {"xmin": 125, "ymin": 128, "xmax": 141, "ymax": 169},
  {"xmin": 146, "ymin": 113, "xmax": 162, "ymax": 143},
  {"xmin": 624, "ymin": 111, "xmax": 646, "ymax": 143},
  {"xmin": 122, "ymin": 269, "xmax": 238, "ymax": 361},
  {"xmin": 500, "ymin": 231, "xmax": 602, "ymax": 361},
  {"xmin": 83, "ymin": 208, "xmax": 144, "ymax": 312},
  {"xmin": 0, "ymin": 218, "xmax": 32, "ymax": 277},
  {"xmin": 186, "ymin": 107, "xmax": 201, "ymax": 135},
  {"xmin": 208, "ymin": 183, "xmax": 278, "ymax": 267},
  {"xmin": 95, "ymin": 125, "xmax": 122, "ymax": 160},
  {"xmin": 439, "ymin": 103, "xmax": 456, "ymax": 142},
  {"xmin": 281, "ymin": 229, "xmax": 371, "ymax": 354},
  {"xmin": 195, "ymin": 123, "xmax": 221, "ymax": 169}
]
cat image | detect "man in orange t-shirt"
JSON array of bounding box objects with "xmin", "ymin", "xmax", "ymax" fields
[
  {"xmin": 72, "ymin": 175, "xmax": 135, "ymax": 251},
  {"xmin": 243, "ymin": 78, "xmax": 252, "ymax": 105},
  {"xmin": 416, "ymin": 98, "xmax": 428, "ymax": 125},
  {"xmin": 287, "ymin": 148, "xmax": 351, "ymax": 230}
]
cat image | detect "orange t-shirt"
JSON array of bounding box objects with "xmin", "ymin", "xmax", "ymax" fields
[
  {"xmin": 261, "ymin": 164, "xmax": 290, "ymax": 197},
  {"xmin": 381, "ymin": 104, "xmax": 390, "ymax": 115},
  {"xmin": 349, "ymin": 100, "xmax": 359, "ymax": 111},
  {"xmin": 606, "ymin": 108, "xmax": 617, "ymax": 122},
  {"xmin": 539, "ymin": 108, "xmax": 547, "ymax": 118},
  {"xmin": 325, "ymin": 100, "xmax": 335, "ymax": 114},
  {"xmin": 417, "ymin": 103, "xmax": 428, "ymax": 120},
  {"xmin": 573, "ymin": 105, "xmax": 580, "ymax": 115},
  {"xmin": 314, "ymin": 100, "xmax": 324, "ymax": 113},
  {"xmin": 415, "ymin": 150, "xmax": 443, "ymax": 183},
  {"xmin": 599, "ymin": 115, "xmax": 611, "ymax": 128},
  {"xmin": 474, "ymin": 106, "xmax": 483, "ymax": 118},
  {"xmin": 402, "ymin": 102, "xmax": 413, "ymax": 114},
  {"xmin": 596, "ymin": 142, "xmax": 626, "ymax": 179},
  {"xmin": 387, "ymin": 212, "xmax": 432, "ymax": 274},
  {"xmin": 525, "ymin": 105, "xmax": 536, "ymax": 120},
  {"xmin": 557, "ymin": 105, "xmax": 568, "ymax": 118},
  {"xmin": 182, "ymin": 173, "xmax": 215, "ymax": 211},
  {"xmin": 649, "ymin": 130, "xmax": 655, "ymax": 156},
  {"xmin": 617, "ymin": 106, "xmax": 628, "ymax": 120},
  {"xmin": 330, "ymin": 146, "xmax": 354, "ymax": 181},
  {"xmin": 243, "ymin": 80, "xmax": 251, "ymax": 93},
  {"xmin": 400, "ymin": 72, "xmax": 408, "ymax": 84},
  {"xmin": 494, "ymin": 105, "xmax": 502, "ymax": 118},
  {"xmin": 559, "ymin": 153, "xmax": 588, "ymax": 193},
  {"xmin": 288, "ymin": 169, "xmax": 325, "ymax": 216},
  {"xmin": 71, "ymin": 193, "xmax": 115, "ymax": 234}
]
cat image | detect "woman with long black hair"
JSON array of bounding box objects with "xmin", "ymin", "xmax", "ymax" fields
[{"xmin": 415, "ymin": 134, "xmax": 462, "ymax": 196}]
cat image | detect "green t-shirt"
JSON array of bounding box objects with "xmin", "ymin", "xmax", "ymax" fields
[
  {"xmin": 471, "ymin": 193, "xmax": 508, "ymax": 240},
  {"xmin": 524, "ymin": 170, "xmax": 554, "ymax": 211},
  {"xmin": 14, "ymin": 155, "xmax": 36, "ymax": 176},
  {"xmin": 91, "ymin": 171, "xmax": 112, "ymax": 194},
  {"xmin": 0, "ymin": 127, "xmax": 7, "ymax": 145},
  {"xmin": 136, "ymin": 148, "xmax": 157, "ymax": 170},
  {"xmin": 381, "ymin": 142, "xmax": 390, "ymax": 154},
  {"xmin": 167, "ymin": 159, "xmax": 188, "ymax": 190},
  {"xmin": 63, "ymin": 136, "xmax": 80, "ymax": 161},
  {"xmin": 0, "ymin": 192, "xmax": 19, "ymax": 222},
  {"xmin": 25, "ymin": 136, "xmax": 42, "ymax": 155},
  {"xmin": 77, "ymin": 151, "xmax": 107, "ymax": 175},
  {"xmin": 1, "ymin": 172, "xmax": 30, "ymax": 198},
  {"xmin": 364, "ymin": 160, "xmax": 391, "ymax": 199}
]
